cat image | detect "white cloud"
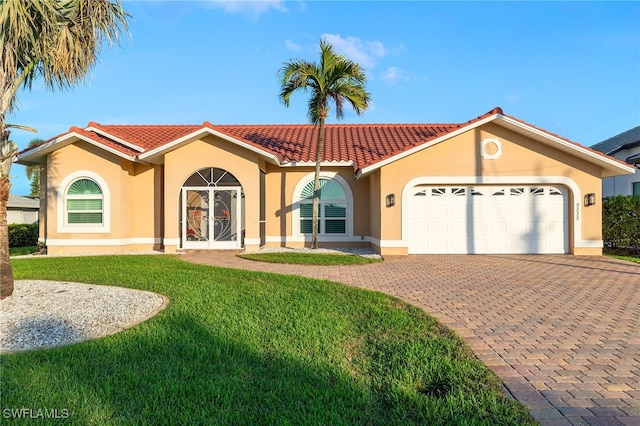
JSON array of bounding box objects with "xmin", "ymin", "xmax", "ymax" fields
[
  {"xmin": 321, "ymin": 34, "xmax": 391, "ymax": 70},
  {"xmin": 207, "ymin": 0, "xmax": 287, "ymax": 17},
  {"xmin": 380, "ymin": 66, "xmax": 408, "ymax": 84},
  {"xmin": 285, "ymin": 39, "xmax": 302, "ymax": 52}
]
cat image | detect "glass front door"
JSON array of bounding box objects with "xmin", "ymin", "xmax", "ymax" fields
[{"xmin": 182, "ymin": 187, "xmax": 242, "ymax": 249}]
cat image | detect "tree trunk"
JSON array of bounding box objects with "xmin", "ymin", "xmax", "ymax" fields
[
  {"xmin": 0, "ymin": 124, "xmax": 15, "ymax": 299},
  {"xmin": 0, "ymin": 175, "xmax": 13, "ymax": 299},
  {"xmin": 311, "ymin": 117, "xmax": 326, "ymax": 249}
]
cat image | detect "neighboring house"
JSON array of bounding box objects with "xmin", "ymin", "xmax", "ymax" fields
[
  {"xmin": 590, "ymin": 126, "xmax": 640, "ymax": 196},
  {"xmin": 7, "ymin": 194, "xmax": 39, "ymax": 225},
  {"xmin": 16, "ymin": 107, "xmax": 634, "ymax": 256}
]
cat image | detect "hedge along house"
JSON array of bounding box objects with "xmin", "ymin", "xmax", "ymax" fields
[{"xmin": 16, "ymin": 107, "xmax": 634, "ymax": 256}]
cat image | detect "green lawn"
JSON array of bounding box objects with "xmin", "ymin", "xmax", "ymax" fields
[
  {"xmin": 604, "ymin": 248, "xmax": 640, "ymax": 265},
  {"xmin": 238, "ymin": 251, "xmax": 382, "ymax": 265},
  {"xmin": 606, "ymin": 254, "xmax": 640, "ymax": 265},
  {"xmin": 3, "ymin": 255, "xmax": 535, "ymax": 425}
]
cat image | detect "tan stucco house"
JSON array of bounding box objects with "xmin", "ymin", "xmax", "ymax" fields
[{"xmin": 16, "ymin": 107, "xmax": 634, "ymax": 256}]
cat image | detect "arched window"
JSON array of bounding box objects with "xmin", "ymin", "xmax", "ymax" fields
[
  {"xmin": 65, "ymin": 178, "xmax": 104, "ymax": 225},
  {"xmin": 57, "ymin": 171, "xmax": 110, "ymax": 233},
  {"xmin": 298, "ymin": 177, "xmax": 348, "ymax": 235}
]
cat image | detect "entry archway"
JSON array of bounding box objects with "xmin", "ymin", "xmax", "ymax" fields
[{"xmin": 181, "ymin": 168, "xmax": 244, "ymax": 249}]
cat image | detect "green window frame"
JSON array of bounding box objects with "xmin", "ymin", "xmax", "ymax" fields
[
  {"xmin": 299, "ymin": 178, "xmax": 347, "ymax": 235},
  {"xmin": 65, "ymin": 178, "xmax": 103, "ymax": 225}
]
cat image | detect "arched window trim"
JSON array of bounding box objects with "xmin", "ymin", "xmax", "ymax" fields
[
  {"xmin": 57, "ymin": 171, "xmax": 110, "ymax": 233},
  {"xmin": 292, "ymin": 172, "xmax": 353, "ymax": 239}
]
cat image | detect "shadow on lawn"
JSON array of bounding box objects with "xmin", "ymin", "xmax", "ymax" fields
[{"xmin": 1, "ymin": 312, "xmax": 383, "ymax": 425}]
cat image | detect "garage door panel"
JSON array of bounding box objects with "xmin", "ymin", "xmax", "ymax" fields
[
  {"xmin": 487, "ymin": 222, "xmax": 509, "ymax": 233},
  {"xmin": 408, "ymin": 185, "xmax": 568, "ymax": 254},
  {"xmin": 506, "ymin": 204, "xmax": 527, "ymax": 217}
]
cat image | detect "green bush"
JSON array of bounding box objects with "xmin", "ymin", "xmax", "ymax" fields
[
  {"xmin": 8, "ymin": 223, "xmax": 39, "ymax": 248},
  {"xmin": 603, "ymin": 195, "xmax": 640, "ymax": 253}
]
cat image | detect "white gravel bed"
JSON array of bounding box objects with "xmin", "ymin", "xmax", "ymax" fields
[{"xmin": 0, "ymin": 280, "xmax": 168, "ymax": 354}]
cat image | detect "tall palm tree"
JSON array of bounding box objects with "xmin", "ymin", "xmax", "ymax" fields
[
  {"xmin": 0, "ymin": 0, "xmax": 129, "ymax": 299},
  {"xmin": 278, "ymin": 40, "xmax": 370, "ymax": 249},
  {"xmin": 25, "ymin": 138, "xmax": 44, "ymax": 196}
]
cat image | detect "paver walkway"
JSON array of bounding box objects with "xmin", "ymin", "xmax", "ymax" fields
[{"xmin": 181, "ymin": 252, "xmax": 640, "ymax": 426}]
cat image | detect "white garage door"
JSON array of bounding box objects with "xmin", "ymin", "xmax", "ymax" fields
[{"xmin": 407, "ymin": 185, "xmax": 568, "ymax": 254}]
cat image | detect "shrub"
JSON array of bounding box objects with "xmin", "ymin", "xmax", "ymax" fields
[
  {"xmin": 8, "ymin": 223, "xmax": 39, "ymax": 248},
  {"xmin": 602, "ymin": 195, "xmax": 640, "ymax": 253}
]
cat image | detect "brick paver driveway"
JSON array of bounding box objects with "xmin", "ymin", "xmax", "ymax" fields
[{"xmin": 182, "ymin": 252, "xmax": 640, "ymax": 426}]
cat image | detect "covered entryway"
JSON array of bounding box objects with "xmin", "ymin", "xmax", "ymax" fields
[
  {"xmin": 407, "ymin": 185, "xmax": 568, "ymax": 254},
  {"xmin": 181, "ymin": 168, "xmax": 244, "ymax": 249}
]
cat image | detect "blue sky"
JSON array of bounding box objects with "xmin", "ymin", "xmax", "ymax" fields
[{"xmin": 8, "ymin": 0, "xmax": 640, "ymax": 195}]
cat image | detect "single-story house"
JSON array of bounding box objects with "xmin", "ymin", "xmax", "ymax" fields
[
  {"xmin": 590, "ymin": 126, "xmax": 640, "ymax": 196},
  {"xmin": 7, "ymin": 194, "xmax": 40, "ymax": 225},
  {"xmin": 16, "ymin": 107, "xmax": 634, "ymax": 256}
]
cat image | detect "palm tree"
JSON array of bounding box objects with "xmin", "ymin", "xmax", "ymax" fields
[
  {"xmin": 0, "ymin": 0, "xmax": 129, "ymax": 299},
  {"xmin": 25, "ymin": 138, "xmax": 44, "ymax": 196},
  {"xmin": 278, "ymin": 40, "xmax": 370, "ymax": 249}
]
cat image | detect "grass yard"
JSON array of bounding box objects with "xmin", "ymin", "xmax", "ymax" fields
[
  {"xmin": 3, "ymin": 255, "xmax": 535, "ymax": 425},
  {"xmin": 607, "ymin": 254, "xmax": 640, "ymax": 265},
  {"xmin": 237, "ymin": 251, "xmax": 382, "ymax": 265},
  {"xmin": 604, "ymin": 248, "xmax": 640, "ymax": 265}
]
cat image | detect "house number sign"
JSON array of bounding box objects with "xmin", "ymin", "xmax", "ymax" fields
[{"xmin": 575, "ymin": 203, "xmax": 580, "ymax": 220}]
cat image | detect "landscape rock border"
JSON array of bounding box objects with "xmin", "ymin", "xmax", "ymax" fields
[{"xmin": 0, "ymin": 280, "xmax": 169, "ymax": 354}]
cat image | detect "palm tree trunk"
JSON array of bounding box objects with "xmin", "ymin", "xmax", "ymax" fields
[
  {"xmin": 311, "ymin": 118, "xmax": 325, "ymax": 249},
  {"xmin": 0, "ymin": 177, "xmax": 13, "ymax": 299},
  {"xmin": 0, "ymin": 125, "xmax": 15, "ymax": 299}
]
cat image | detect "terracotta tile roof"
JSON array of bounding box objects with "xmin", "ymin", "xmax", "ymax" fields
[
  {"xmin": 212, "ymin": 123, "xmax": 459, "ymax": 169},
  {"xmin": 86, "ymin": 122, "xmax": 202, "ymax": 151},
  {"xmin": 19, "ymin": 107, "xmax": 628, "ymax": 173}
]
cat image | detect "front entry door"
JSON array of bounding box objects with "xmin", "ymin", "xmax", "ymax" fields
[{"xmin": 182, "ymin": 187, "xmax": 242, "ymax": 249}]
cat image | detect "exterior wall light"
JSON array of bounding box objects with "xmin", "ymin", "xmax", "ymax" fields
[
  {"xmin": 584, "ymin": 193, "xmax": 596, "ymax": 207},
  {"xmin": 386, "ymin": 193, "xmax": 396, "ymax": 207}
]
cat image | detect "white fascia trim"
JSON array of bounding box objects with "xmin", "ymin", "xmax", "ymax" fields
[
  {"xmin": 356, "ymin": 114, "xmax": 635, "ymax": 178},
  {"xmin": 401, "ymin": 175, "xmax": 586, "ymax": 252},
  {"xmin": 17, "ymin": 132, "xmax": 136, "ymax": 164},
  {"xmin": 357, "ymin": 115, "xmax": 499, "ymax": 178},
  {"xmin": 139, "ymin": 128, "xmax": 281, "ymax": 165},
  {"xmin": 497, "ymin": 116, "xmax": 636, "ymax": 175},
  {"xmin": 16, "ymin": 138, "xmax": 61, "ymax": 163},
  {"xmin": 85, "ymin": 126, "xmax": 145, "ymax": 152},
  {"xmin": 280, "ymin": 161, "xmax": 354, "ymax": 168},
  {"xmin": 46, "ymin": 238, "xmax": 161, "ymax": 246}
]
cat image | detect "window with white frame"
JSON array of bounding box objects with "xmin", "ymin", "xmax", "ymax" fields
[
  {"xmin": 299, "ymin": 178, "xmax": 347, "ymax": 235},
  {"xmin": 65, "ymin": 178, "xmax": 104, "ymax": 225},
  {"xmin": 57, "ymin": 171, "xmax": 110, "ymax": 233}
]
